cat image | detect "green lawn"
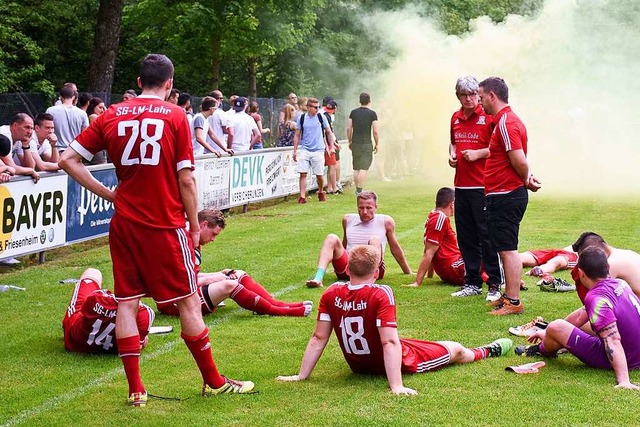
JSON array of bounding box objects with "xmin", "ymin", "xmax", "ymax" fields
[{"xmin": 1, "ymin": 178, "xmax": 640, "ymax": 427}]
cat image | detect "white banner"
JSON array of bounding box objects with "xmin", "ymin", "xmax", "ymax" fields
[
  {"xmin": 195, "ymin": 157, "xmax": 232, "ymax": 210},
  {"xmin": 0, "ymin": 175, "xmax": 68, "ymax": 258}
]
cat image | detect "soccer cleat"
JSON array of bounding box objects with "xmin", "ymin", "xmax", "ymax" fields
[
  {"xmin": 508, "ymin": 316, "xmax": 548, "ymax": 337},
  {"xmin": 488, "ymin": 298, "xmax": 524, "ymax": 316},
  {"xmin": 303, "ymin": 301, "xmax": 313, "ymax": 317},
  {"xmin": 127, "ymin": 391, "xmax": 148, "ymax": 407},
  {"xmin": 528, "ymin": 266, "xmax": 544, "ymax": 277},
  {"xmin": 515, "ymin": 344, "xmax": 544, "ymax": 357},
  {"xmin": 318, "ymin": 192, "xmax": 326, "ymax": 202},
  {"xmin": 539, "ymin": 278, "xmax": 576, "ymax": 292},
  {"xmin": 483, "ymin": 338, "xmax": 514, "ymax": 357},
  {"xmin": 305, "ymin": 278, "xmax": 323, "ymax": 288},
  {"xmin": 451, "ymin": 285, "xmax": 482, "ymax": 297},
  {"xmin": 486, "ymin": 284, "xmax": 501, "ymax": 302},
  {"xmin": 203, "ymin": 377, "xmax": 256, "ymax": 395},
  {"xmin": 486, "ymin": 294, "xmax": 505, "ymax": 307},
  {"xmin": 297, "ymin": 197, "xmax": 307, "ymax": 204}
]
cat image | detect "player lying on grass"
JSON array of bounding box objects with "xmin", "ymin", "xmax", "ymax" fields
[
  {"xmin": 157, "ymin": 208, "xmax": 312, "ymax": 317},
  {"xmin": 278, "ymin": 244, "xmax": 513, "ymax": 395},
  {"xmin": 63, "ymin": 268, "xmax": 154, "ymax": 353},
  {"xmin": 306, "ymin": 191, "xmax": 412, "ymax": 288},
  {"xmin": 516, "ymin": 247, "xmax": 640, "ymax": 390},
  {"xmin": 520, "ymin": 246, "xmax": 578, "ymax": 277}
]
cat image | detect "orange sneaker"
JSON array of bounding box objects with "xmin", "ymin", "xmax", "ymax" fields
[{"xmin": 488, "ymin": 299, "xmax": 524, "ymax": 316}]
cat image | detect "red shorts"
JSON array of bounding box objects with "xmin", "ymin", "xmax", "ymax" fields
[
  {"xmin": 156, "ymin": 286, "xmax": 217, "ymax": 316},
  {"xmin": 110, "ymin": 214, "xmax": 198, "ymax": 304},
  {"xmin": 324, "ymin": 151, "xmax": 337, "ymax": 166},
  {"xmin": 529, "ymin": 249, "xmax": 578, "ymax": 269},
  {"xmin": 435, "ymin": 260, "xmax": 466, "ymax": 286},
  {"xmin": 400, "ymin": 338, "xmax": 451, "ymax": 374},
  {"xmin": 332, "ymin": 250, "xmax": 386, "ymax": 281}
]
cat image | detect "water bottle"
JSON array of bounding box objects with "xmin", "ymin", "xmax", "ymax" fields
[{"xmin": 0, "ymin": 285, "xmax": 26, "ymax": 292}]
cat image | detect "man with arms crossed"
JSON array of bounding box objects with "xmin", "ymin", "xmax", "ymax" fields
[
  {"xmin": 518, "ymin": 247, "xmax": 640, "ymax": 390},
  {"xmin": 448, "ymin": 76, "xmax": 502, "ymax": 301},
  {"xmin": 306, "ymin": 191, "xmax": 411, "ymax": 288},
  {"xmin": 60, "ymin": 54, "xmax": 254, "ymax": 407},
  {"xmin": 279, "ymin": 245, "xmax": 513, "ymax": 395},
  {"xmin": 478, "ymin": 77, "xmax": 541, "ymax": 315}
]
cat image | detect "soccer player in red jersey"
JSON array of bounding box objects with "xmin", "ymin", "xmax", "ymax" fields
[
  {"xmin": 448, "ymin": 76, "xmax": 502, "ymax": 302},
  {"xmin": 479, "ymin": 77, "xmax": 541, "ymax": 316},
  {"xmin": 405, "ymin": 187, "xmax": 488, "ymax": 288},
  {"xmin": 520, "ymin": 246, "xmax": 578, "ymax": 277},
  {"xmin": 59, "ymin": 54, "xmax": 254, "ymax": 407},
  {"xmin": 63, "ymin": 268, "xmax": 154, "ymax": 354},
  {"xmin": 277, "ymin": 245, "xmax": 513, "ymax": 395},
  {"xmin": 156, "ymin": 208, "xmax": 312, "ymax": 317}
]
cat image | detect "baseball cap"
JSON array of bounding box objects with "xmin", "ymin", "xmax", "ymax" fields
[
  {"xmin": 0, "ymin": 134, "xmax": 11, "ymax": 157},
  {"xmin": 325, "ymin": 100, "xmax": 338, "ymax": 112},
  {"xmin": 233, "ymin": 97, "xmax": 247, "ymax": 111}
]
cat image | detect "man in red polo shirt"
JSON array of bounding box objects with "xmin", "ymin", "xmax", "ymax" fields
[
  {"xmin": 478, "ymin": 77, "xmax": 541, "ymax": 316},
  {"xmin": 448, "ymin": 76, "xmax": 502, "ymax": 302}
]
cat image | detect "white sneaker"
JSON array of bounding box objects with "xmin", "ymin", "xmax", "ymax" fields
[
  {"xmin": 485, "ymin": 289, "xmax": 502, "ymax": 302},
  {"xmin": 451, "ymin": 285, "xmax": 482, "ymax": 297},
  {"xmin": 508, "ymin": 317, "xmax": 548, "ymax": 337},
  {"xmin": 0, "ymin": 257, "xmax": 20, "ymax": 266}
]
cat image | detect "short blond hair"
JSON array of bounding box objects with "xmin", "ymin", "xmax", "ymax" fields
[{"xmin": 348, "ymin": 245, "xmax": 380, "ymax": 278}]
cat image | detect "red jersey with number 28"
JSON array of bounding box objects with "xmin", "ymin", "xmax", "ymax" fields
[
  {"xmin": 484, "ymin": 106, "xmax": 528, "ymax": 195},
  {"xmin": 71, "ymin": 95, "xmax": 194, "ymax": 228},
  {"xmin": 318, "ymin": 282, "xmax": 397, "ymax": 375}
]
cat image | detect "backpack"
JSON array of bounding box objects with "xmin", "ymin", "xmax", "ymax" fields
[{"xmin": 299, "ymin": 111, "xmax": 326, "ymax": 140}]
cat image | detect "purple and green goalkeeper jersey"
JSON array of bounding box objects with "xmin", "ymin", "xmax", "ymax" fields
[{"xmin": 585, "ymin": 278, "xmax": 640, "ymax": 369}]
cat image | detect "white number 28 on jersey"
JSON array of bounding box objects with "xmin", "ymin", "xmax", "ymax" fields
[
  {"xmin": 340, "ymin": 316, "xmax": 370, "ymax": 355},
  {"xmin": 119, "ymin": 118, "xmax": 164, "ymax": 166}
]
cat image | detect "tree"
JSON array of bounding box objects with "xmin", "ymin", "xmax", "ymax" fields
[{"xmin": 88, "ymin": 0, "xmax": 125, "ymax": 97}]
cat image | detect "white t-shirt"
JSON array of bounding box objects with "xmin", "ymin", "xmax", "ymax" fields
[
  {"xmin": 0, "ymin": 125, "xmax": 36, "ymax": 166},
  {"xmin": 206, "ymin": 108, "xmax": 229, "ymax": 151},
  {"xmin": 229, "ymin": 111, "xmax": 258, "ymax": 152},
  {"xmin": 44, "ymin": 104, "xmax": 89, "ymax": 151}
]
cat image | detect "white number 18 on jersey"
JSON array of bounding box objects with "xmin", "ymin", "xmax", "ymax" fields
[{"xmin": 340, "ymin": 316, "xmax": 370, "ymax": 355}]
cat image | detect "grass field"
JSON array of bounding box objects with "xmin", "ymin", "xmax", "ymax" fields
[{"xmin": 1, "ymin": 177, "xmax": 640, "ymax": 427}]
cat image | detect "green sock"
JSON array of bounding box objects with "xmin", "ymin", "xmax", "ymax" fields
[{"xmin": 313, "ymin": 268, "xmax": 326, "ymax": 283}]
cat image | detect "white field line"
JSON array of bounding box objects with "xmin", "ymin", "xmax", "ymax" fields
[{"xmin": 1, "ymin": 284, "xmax": 299, "ymax": 427}]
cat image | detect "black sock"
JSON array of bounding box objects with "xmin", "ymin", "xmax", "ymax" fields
[{"xmin": 507, "ymin": 297, "xmax": 520, "ymax": 305}]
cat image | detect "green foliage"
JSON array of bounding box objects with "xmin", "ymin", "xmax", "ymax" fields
[{"xmin": 2, "ymin": 178, "xmax": 640, "ymax": 426}]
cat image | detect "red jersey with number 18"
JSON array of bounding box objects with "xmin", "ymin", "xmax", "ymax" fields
[
  {"xmin": 318, "ymin": 282, "xmax": 397, "ymax": 375},
  {"xmin": 71, "ymin": 95, "xmax": 194, "ymax": 228}
]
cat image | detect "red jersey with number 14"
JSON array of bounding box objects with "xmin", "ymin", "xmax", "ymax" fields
[
  {"xmin": 318, "ymin": 282, "xmax": 397, "ymax": 375},
  {"xmin": 484, "ymin": 106, "xmax": 528, "ymax": 195},
  {"xmin": 71, "ymin": 95, "xmax": 194, "ymax": 228}
]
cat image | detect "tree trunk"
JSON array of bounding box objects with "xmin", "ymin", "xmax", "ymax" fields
[
  {"xmin": 248, "ymin": 56, "xmax": 257, "ymax": 98},
  {"xmin": 87, "ymin": 0, "xmax": 124, "ymax": 102},
  {"xmin": 210, "ymin": 35, "xmax": 222, "ymax": 90}
]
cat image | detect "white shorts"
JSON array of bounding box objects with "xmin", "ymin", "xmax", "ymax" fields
[{"xmin": 296, "ymin": 149, "xmax": 324, "ymax": 176}]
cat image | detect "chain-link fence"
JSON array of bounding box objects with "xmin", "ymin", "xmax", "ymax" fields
[{"xmin": 0, "ymin": 93, "xmax": 352, "ymax": 147}]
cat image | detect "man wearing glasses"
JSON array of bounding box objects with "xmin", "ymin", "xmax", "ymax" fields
[{"xmin": 293, "ymin": 97, "xmax": 335, "ymax": 203}]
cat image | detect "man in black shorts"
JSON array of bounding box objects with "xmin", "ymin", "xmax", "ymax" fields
[{"xmin": 347, "ymin": 92, "xmax": 379, "ymax": 194}]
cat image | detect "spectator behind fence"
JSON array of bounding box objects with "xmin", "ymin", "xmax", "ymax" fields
[
  {"xmin": 25, "ymin": 113, "xmax": 61, "ymax": 172},
  {"xmin": 278, "ymin": 93, "xmax": 299, "ymax": 125},
  {"xmin": 46, "ymin": 85, "xmax": 89, "ymax": 153},
  {"xmin": 0, "ymin": 113, "xmax": 40, "ymax": 182},
  {"xmin": 122, "ymin": 89, "xmax": 137, "ymax": 101},
  {"xmin": 248, "ymin": 101, "xmax": 269, "ymax": 149},
  {"xmin": 87, "ymin": 97, "xmax": 108, "ymax": 165},
  {"xmin": 227, "ymin": 97, "xmax": 259, "ymax": 152},
  {"xmin": 167, "ymin": 88, "xmax": 180, "ymax": 105},
  {"xmin": 78, "ymin": 93, "xmax": 92, "ymax": 113},
  {"xmin": 295, "ymin": 97, "xmax": 308, "ymax": 121},
  {"xmin": 207, "ymin": 90, "xmax": 231, "ymax": 151},
  {"xmin": 277, "ymin": 104, "xmax": 296, "ymax": 147},
  {"xmin": 177, "ymin": 92, "xmax": 192, "ymax": 125},
  {"xmin": 54, "ymin": 82, "xmax": 78, "ymax": 106},
  {"xmin": 191, "ymin": 96, "xmax": 232, "ymax": 157}
]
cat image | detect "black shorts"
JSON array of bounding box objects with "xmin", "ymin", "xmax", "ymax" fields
[
  {"xmin": 352, "ymin": 145, "xmax": 373, "ymax": 170},
  {"xmin": 486, "ymin": 186, "xmax": 528, "ymax": 252}
]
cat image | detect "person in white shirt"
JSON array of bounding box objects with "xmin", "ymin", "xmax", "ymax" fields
[
  {"xmin": 227, "ymin": 97, "xmax": 259, "ymax": 152},
  {"xmin": 190, "ymin": 97, "xmax": 233, "ymax": 157}
]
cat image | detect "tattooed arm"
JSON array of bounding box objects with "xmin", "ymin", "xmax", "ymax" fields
[{"xmin": 597, "ymin": 322, "xmax": 639, "ymax": 390}]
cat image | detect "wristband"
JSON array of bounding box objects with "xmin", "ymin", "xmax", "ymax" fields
[{"xmin": 22, "ymin": 145, "xmax": 30, "ymax": 150}]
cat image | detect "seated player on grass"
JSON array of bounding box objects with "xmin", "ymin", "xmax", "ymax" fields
[
  {"xmin": 516, "ymin": 247, "xmax": 640, "ymax": 390},
  {"xmin": 157, "ymin": 208, "xmax": 312, "ymax": 317},
  {"xmin": 63, "ymin": 268, "xmax": 154, "ymax": 353},
  {"xmin": 277, "ymin": 244, "xmax": 513, "ymax": 395},
  {"xmin": 305, "ymin": 191, "xmax": 412, "ymax": 288},
  {"xmin": 404, "ymin": 187, "xmax": 491, "ymax": 294},
  {"xmin": 520, "ymin": 246, "xmax": 578, "ymax": 277}
]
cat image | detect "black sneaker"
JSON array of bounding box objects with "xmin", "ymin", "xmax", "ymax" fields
[{"xmin": 515, "ymin": 344, "xmax": 543, "ymax": 357}]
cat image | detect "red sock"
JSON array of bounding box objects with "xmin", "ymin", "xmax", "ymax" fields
[
  {"xmin": 239, "ymin": 274, "xmax": 305, "ymax": 308},
  {"xmin": 182, "ymin": 328, "xmax": 225, "ymax": 388},
  {"xmin": 471, "ymin": 347, "xmax": 488, "ymax": 361},
  {"xmin": 231, "ymin": 284, "xmax": 305, "ymax": 316},
  {"xmin": 117, "ymin": 335, "xmax": 145, "ymax": 395}
]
